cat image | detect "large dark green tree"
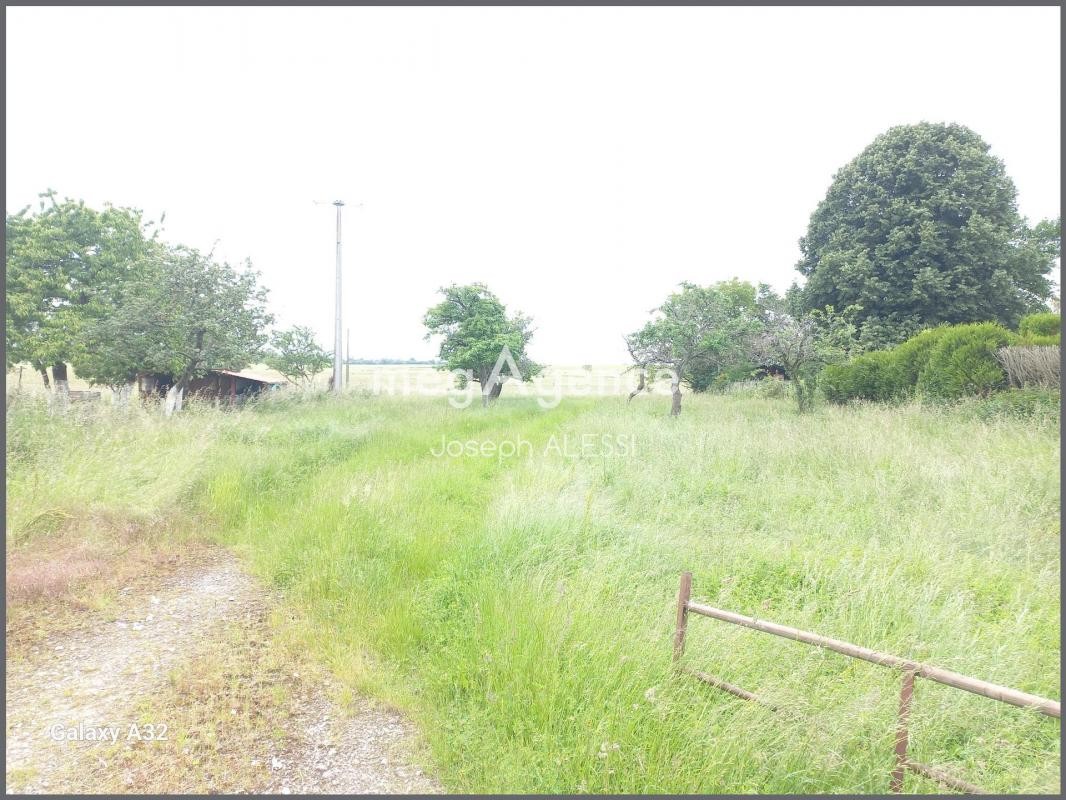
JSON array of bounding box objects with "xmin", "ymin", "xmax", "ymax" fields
[
  {"xmin": 423, "ymin": 283, "xmax": 541, "ymax": 406},
  {"xmin": 795, "ymin": 123, "xmax": 1059, "ymax": 347}
]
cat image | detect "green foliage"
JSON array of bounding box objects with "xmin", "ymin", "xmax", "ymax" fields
[
  {"xmin": 628, "ymin": 281, "xmax": 764, "ymax": 376},
  {"xmin": 423, "ymin": 283, "xmax": 541, "ymax": 402},
  {"xmin": 626, "ymin": 280, "xmax": 766, "ymax": 412},
  {"xmin": 891, "ymin": 326, "xmax": 953, "ymax": 386},
  {"xmin": 703, "ymin": 362, "xmax": 758, "ymax": 392},
  {"xmin": 751, "ymin": 302, "xmax": 862, "ymax": 412},
  {"xmin": 915, "ymin": 323, "xmax": 1016, "ymax": 400},
  {"xmin": 5, "ymin": 191, "xmax": 157, "ymax": 374},
  {"xmin": 795, "ymin": 123, "xmax": 1058, "ymax": 347},
  {"xmin": 265, "ymin": 326, "xmax": 331, "ymax": 387},
  {"xmin": 823, "ymin": 322, "xmax": 1025, "ymax": 404},
  {"xmin": 75, "ymin": 245, "xmax": 273, "ymax": 388},
  {"xmin": 6, "ymin": 191, "xmax": 272, "ymax": 404},
  {"xmin": 1018, "ymin": 312, "xmax": 1061, "ymax": 341},
  {"xmin": 1016, "ymin": 334, "xmax": 1061, "ymax": 346},
  {"xmin": 821, "ymin": 350, "xmax": 903, "ymax": 404}
]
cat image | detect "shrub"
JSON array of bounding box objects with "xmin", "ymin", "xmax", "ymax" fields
[
  {"xmin": 892, "ymin": 326, "xmax": 952, "ymax": 387},
  {"xmin": 1018, "ymin": 312, "xmax": 1061, "ymax": 340},
  {"xmin": 915, "ymin": 323, "xmax": 1016, "ymax": 400},
  {"xmin": 996, "ymin": 345, "xmax": 1060, "ymax": 389},
  {"xmin": 821, "ymin": 350, "xmax": 903, "ymax": 404}
]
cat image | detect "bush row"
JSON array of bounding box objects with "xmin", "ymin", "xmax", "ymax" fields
[{"xmin": 822, "ymin": 313, "xmax": 1061, "ymax": 403}]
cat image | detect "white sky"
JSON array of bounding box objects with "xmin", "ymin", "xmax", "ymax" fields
[{"xmin": 6, "ymin": 6, "xmax": 1061, "ymax": 363}]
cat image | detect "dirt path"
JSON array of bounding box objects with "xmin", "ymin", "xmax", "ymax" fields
[{"xmin": 5, "ymin": 553, "xmax": 441, "ymax": 794}]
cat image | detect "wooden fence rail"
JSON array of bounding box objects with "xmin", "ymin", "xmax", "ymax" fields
[{"xmin": 673, "ymin": 571, "xmax": 1060, "ymax": 794}]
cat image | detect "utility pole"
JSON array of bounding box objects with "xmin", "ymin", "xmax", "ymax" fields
[{"xmin": 333, "ymin": 200, "xmax": 344, "ymax": 392}]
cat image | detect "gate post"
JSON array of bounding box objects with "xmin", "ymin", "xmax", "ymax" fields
[
  {"xmin": 673, "ymin": 571, "xmax": 692, "ymax": 662},
  {"xmin": 890, "ymin": 668, "xmax": 916, "ymax": 792}
]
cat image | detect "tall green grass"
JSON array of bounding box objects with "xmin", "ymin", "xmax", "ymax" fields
[
  {"xmin": 6, "ymin": 390, "xmax": 1060, "ymax": 792},
  {"xmin": 5, "ymin": 396, "xmax": 230, "ymax": 546}
]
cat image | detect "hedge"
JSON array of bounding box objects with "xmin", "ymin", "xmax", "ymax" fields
[
  {"xmin": 915, "ymin": 322, "xmax": 1017, "ymax": 399},
  {"xmin": 822, "ymin": 350, "xmax": 903, "ymax": 403},
  {"xmin": 822, "ymin": 322, "xmax": 1020, "ymax": 404}
]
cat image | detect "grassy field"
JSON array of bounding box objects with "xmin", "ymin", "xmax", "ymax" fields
[{"xmin": 5, "ymin": 385, "xmax": 1060, "ymax": 793}]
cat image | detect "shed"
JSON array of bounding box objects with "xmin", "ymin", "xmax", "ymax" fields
[{"xmin": 187, "ymin": 369, "xmax": 285, "ymax": 402}]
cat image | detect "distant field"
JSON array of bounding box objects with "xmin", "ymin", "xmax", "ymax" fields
[
  {"xmin": 328, "ymin": 363, "xmax": 661, "ymax": 398},
  {"xmin": 6, "ymin": 363, "xmax": 661, "ymax": 399},
  {"xmin": 6, "ymin": 388, "xmax": 1059, "ymax": 793}
]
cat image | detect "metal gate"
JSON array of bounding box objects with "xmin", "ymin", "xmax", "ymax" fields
[{"xmin": 672, "ymin": 571, "xmax": 1060, "ymax": 794}]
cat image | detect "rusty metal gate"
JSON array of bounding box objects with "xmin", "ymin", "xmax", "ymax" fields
[{"xmin": 672, "ymin": 571, "xmax": 1061, "ymax": 794}]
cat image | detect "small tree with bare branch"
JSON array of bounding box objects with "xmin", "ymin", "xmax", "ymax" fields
[
  {"xmin": 625, "ymin": 282, "xmax": 762, "ymax": 416},
  {"xmin": 751, "ymin": 302, "xmax": 861, "ymax": 412}
]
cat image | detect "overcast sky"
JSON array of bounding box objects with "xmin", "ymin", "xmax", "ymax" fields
[{"xmin": 6, "ymin": 6, "xmax": 1060, "ymax": 363}]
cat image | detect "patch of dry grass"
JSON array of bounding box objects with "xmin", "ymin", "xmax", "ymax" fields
[
  {"xmin": 5, "ymin": 513, "xmax": 217, "ymax": 653},
  {"xmin": 42, "ymin": 605, "xmax": 313, "ymax": 794}
]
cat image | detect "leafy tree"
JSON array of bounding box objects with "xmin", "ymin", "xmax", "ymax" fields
[
  {"xmin": 751, "ymin": 301, "xmax": 861, "ymax": 412},
  {"xmin": 77, "ymin": 245, "xmax": 273, "ymax": 412},
  {"xmin": 5, "ymin": 191, "xmax": 156, "ymax": 391},
  {"xmin": 625, "ymin": 280, "xmax": 764, "ymax": 416},
  {"xmin": 683, "ymin": 279, "xmax": 769, "ymax": 392},
  {"xmin": 423, "ymin": 283, "xmax": 541, "ymax": 406},
  {"xmin": 265, "ymin": 326, "xmax": 331, "ymax": 387},
  {"xmin": 794, "ymin": 123, "xmax": 1058, "ymax": 346},
  {"xmin": 1025, "ymin": 217, "xmax": 1062, "ymax": 267}
]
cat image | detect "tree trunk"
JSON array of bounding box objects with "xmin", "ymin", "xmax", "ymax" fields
[
  {"xmin": 164, "ymin": 381, "xmax": 186, "ymax": 417},
  {"xmin": 167, "ymin": 331, "xmax": 205, "ymax": 415},
  {"xmin": 115, "ymin": 382, "xmax": 134, "ymax": 408},
  {"xmin": 670, "ymin": 378, "xmax": 682, "ymax": 417},
  {"xmin": 480, "ymin": 375, "xmax": 503, "ymax": 407},
  {"xmin": 628, "ymin": 369, "xmax": 646, "ymax": 402},
  {"xmin": 794, "ymin": 377, "xmax": 815, "ymax": 413},
  {"xmin": 51, "ymin": 362, "xmax": 69, "ymax": 396},
  {"xmin": 38, "ymin": 367, "xmax": 50, "ymax": 390},
  {"xmin": 139, "ymin": 374, "xmax": 157, "ymax": 399}
]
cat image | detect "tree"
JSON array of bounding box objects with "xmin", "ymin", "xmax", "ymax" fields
[
  {"xmin": 794, "ymin": 123, "xmax": 1058, "ymax": 347},
  {"xmin": 423, "ymin": 283, "xmax": 541, "ymax": 406},
  {"xmin": 751, "ymin": 300, "xmax": 861, "ymax": 412},
  {"xmin": 625, "ymin": 281, "xmax": 764, "ymax": 416},
  {"xmin": 265, "ymin": 326, "xmax": 331, "ymax": 387},
  {"xmin": 77, "ymin": 245, "xmax": 273, "ymax": 413},
  {"xmin": 5, "ymin": 191, "xmax": 157, "ymax": 392}
]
